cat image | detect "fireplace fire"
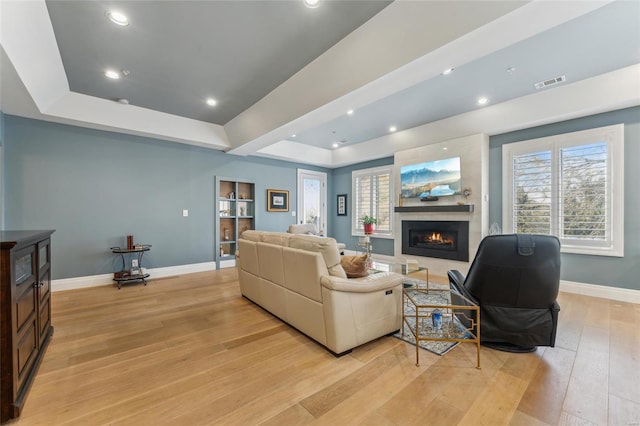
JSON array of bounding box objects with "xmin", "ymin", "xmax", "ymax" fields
[
  {"xmin": 423, "ymin": 232, "xmax": 454, "ymax": 247},
  {"xmin": 402, "ymin": 220, "xmax": 469, "ymax": 261}
]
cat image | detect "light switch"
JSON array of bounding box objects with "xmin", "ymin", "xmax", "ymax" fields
[
  {"xmin": 182, "ymin": 209, "xmax": 189, "ymax": 217},
  {"xmin": 291, "ymin": 210, "xmax": 296, "ymax": 217}
]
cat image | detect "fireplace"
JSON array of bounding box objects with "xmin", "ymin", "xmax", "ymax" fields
[{"xmin": 402, "ymin": 220, "xmax": 469, "ymax": 261}]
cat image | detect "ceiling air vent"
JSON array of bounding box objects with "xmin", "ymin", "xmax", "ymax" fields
[{"xmin": 534, "ymin": 75, "xmax": 566, "ymax": 90}]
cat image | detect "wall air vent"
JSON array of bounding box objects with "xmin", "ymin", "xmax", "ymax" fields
[{"xmin": 534, "ymin": 75, "xmax": 566, "ymax": 90}]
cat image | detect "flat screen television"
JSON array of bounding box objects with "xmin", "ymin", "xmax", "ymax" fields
[{"xmin": 400, "ymin": 156, "xmax": 461, "ymax": 199}]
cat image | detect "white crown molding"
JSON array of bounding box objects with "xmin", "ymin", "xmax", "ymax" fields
[
  {"xmin": 257, "ymin": 64, "xmax": 639, "ymax": 168},
  {"xmin": 1, "ymin": 0, "xmax": 229, "ymax": 150},
  {"xmin": 225, "ymin": 0, "xmax": 611, "ymax": 156},
  {"xmin": 2, "ymin": 0, "xmax": 617, "ymax": 164}
]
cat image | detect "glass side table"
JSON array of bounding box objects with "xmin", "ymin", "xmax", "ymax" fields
[
  {"xmin": 402, "ymin": 286, "xmax": 480, "ymax": 368},
  {"xmin": 369, "ymin": 260, "xmax": 430, "ymax": 290}
]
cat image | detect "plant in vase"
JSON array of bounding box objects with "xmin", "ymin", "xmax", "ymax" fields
[{"xmin": 361, "ymin": 215, "xmax": 377, "ymax": 235}]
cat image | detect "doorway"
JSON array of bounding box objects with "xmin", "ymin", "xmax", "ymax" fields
[{"xmin": 297, "ymin": 169, "xmax": 327, "ymax": 235}]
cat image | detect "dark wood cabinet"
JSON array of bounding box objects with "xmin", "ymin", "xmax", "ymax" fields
[{"xmin": 1, "ymin": 230, "xmax": 54, "ymax": 423}]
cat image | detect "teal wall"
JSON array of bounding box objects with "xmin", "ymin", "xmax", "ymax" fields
[
  {"xmin": 3, "ymin": 115, "xmax": 329, "ymax": 279},
  {"xmin": 1, "ymin": 111, "xmax": 4, "ymax": 229},
  {"xmin": 5, "ymin": 106, "xmax": 638, "ymax": 289},
  {"xmin": 489, "ymin": 106, "xmax": 640, "ymax": 290},
  {"xmin": 330, "ymin": 157, "xmax": 395, "ymax": 256}
]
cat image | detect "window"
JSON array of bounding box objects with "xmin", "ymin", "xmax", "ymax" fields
[
  {"xmin": 352, "ymin": 165, "xmax": 394, "ymax": 236},
  {"xmin": 503, "ymin": 124, "xmax": 624, "ymax": 256}
]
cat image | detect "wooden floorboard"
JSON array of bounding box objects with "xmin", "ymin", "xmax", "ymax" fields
[{"xmin": 8, "ymin": 269, "xmax": 639, "ymax": 425}]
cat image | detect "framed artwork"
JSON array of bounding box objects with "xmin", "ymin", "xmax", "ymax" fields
[
  {"xmin": 267, "ymin": 189, "xmax": 289, "ymax": 212},
  {"xmin": 337, "ymin": 194, "xmax": 347, "ymax": 216}
]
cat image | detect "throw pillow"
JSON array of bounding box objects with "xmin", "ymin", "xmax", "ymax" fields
[{"xmin": 340, "ymin": 255, "xmax": 369, "ymax": 278}]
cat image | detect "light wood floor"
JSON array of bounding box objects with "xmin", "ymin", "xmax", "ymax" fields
[{"xmin": 10, "ymin": 269, "xmax": 640, "ymax": 425}]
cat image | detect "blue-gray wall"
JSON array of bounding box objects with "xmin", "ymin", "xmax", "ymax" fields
[
  {"xmin": 489, "ymin": 106, "xmax": 640, "ymax": 290},
  {"xmin": 5, "ymin": 106, "xmax": 638, "ymax": 290},
  {"xmin": 330, "ymin": 157, "xmax": 395, "ymax": 256},
  {"xmin": 3, "ymin": 115, "xmax": 329, "ymax": 279},
  {"xmin": 1, "ymin": 111, "xmax": 4, "ymax": 229}
]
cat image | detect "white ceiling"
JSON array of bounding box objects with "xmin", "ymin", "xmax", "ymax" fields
[{"xmin": 1, "ymin": 0, "xmax": 639, "ymax": 168}]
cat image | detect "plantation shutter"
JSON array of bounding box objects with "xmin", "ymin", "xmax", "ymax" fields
[
  {"xmin": 504, "ymin": 124, "xmax": 622, "ymax": 256},
  {"xmin": 560, "ymin": 142, "xmax": 607, "ymax": 240},
  {"xmin": 373, "ymin": 172, "xmax": 391, "ymax": 232},
  {"xmin": 353, "ymin": 166, "xmax": 393, "ymax": 235},
  {"xmin": 354, "ymin": 175, "xmax": 372, "ymax": 230},
  {"xmin": 513, "ymin": 151, "xmax": 552, "ymax": 234}
]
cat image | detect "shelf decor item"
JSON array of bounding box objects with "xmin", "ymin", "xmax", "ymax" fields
[
  {"xmin": 361, "ymin": 215, "xmax": 377, "ymax": 235},
  {"xmin": 267, "ymin": 189, "xmax": 289, "ymax": 212}
]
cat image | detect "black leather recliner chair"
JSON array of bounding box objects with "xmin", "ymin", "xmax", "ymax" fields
[{"xmin": 448, "ymin": 234, "xmax": 561, "ymax": 352}]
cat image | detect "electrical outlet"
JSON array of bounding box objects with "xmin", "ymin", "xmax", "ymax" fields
[{"xmin": 131, "ymin": 259, "xmax": 139, "ymax": 268}]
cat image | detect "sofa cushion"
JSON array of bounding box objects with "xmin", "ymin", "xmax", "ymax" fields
[
  {"xmin": 340, "ymin": 255, "xmax": 369, "ymax": 278},
  {"xmin": 257, "ymin": 243, "xmax": 286, "ymax": 286},
  {"xmin": 262, "ymin": 232, "xmax": 291, "ymax": 246},
  {"xmin": 288, "ymin": 234, "xmax": 347, "ymax": 278},
  {"xmin": 241, "ymin": 230, "xmax": 263, "ymax": 242},
  {"xmin": 283, "ymin": 247, "xmax": 326, "ymax": 302}
]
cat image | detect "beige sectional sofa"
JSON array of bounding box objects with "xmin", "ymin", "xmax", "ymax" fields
[{"xmin": 238, "ymin": 230, "xmax": 403, "ymax": 355}]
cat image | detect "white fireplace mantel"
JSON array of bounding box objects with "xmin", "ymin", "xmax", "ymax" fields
[{"xmin": 394, "ymin": 204, "xmax": 474, "ymax": 213}]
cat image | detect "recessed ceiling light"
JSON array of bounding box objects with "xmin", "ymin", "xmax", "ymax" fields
[
  {"xmin": 291, "ymin": 134, "xmax": 296, "ymax": 138},
  {"xmin": 347, "ymin": 109, "xmax": 354, "ymax": 115},
  {"xmin": 206, "ymin": 98, "xmax": 217, "ymax": 107},
  {"xmin": 389, "ymin": 126, "xmax": 397, "ymax": 132},
  {"xmin": 303, "ymin": 0, "xmax": 320, "ymax": 8},
  {"xmin": 106, "ymin": 10, "xmax": 129, "ymax": 26},
  {"xmin": 477, "ymin": 97, "xmax": 489, "ymax": 106},
  {"xmin": 443, "ymin": 147, "xmax": 448, "ymax": 150},
  {"xmin": 104, "ymin": 70, "xmax": 120, "ymax": 79},
  {"xmin": 332, "ymin": 143, "xmax": 339, "ymax": 148},
  {"xmin": 506, "ymin": 67, "xmax": 516, "ymax": 74},
  {"xmin": 442, "ymin": 68, "xmax": 455, "ymax": 75}
]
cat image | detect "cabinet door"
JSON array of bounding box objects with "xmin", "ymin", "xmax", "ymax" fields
[
  {"xmin": 13, "ymin": 245, "xmax": 38, "ymax": 390},
  {"xmin": 37, "ymin": 239, "xmax": 52, "ymax": 347}
]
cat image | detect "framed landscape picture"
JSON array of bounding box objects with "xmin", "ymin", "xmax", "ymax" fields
[{"xmin": 267, "ymin": 189, "xmax": 289, "ymax": 212}]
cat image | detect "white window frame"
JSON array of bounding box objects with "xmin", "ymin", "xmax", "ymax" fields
[
  {"xmin": 502, "ymin": 124, "xmax": 624, "ymax": 257},
  {"xmin": 351, "ymin": 165, "xmax": 394, "ymax": 238}
]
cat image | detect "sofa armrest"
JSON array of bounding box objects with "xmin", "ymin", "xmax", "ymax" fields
[{"xmin": 320, "ymin": 272, "xmax": 402, "ymax": 293}]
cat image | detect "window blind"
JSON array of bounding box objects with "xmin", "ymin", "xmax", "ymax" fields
[
  {"xmin": 560, "ymin": 142, "xmax": 607, "ymax": 240},
  {"xmin": 513, "ymin": 151, "xmax": 552, "ymax": 235},
  {"xmin": 503, "ymin": 124, "xmax": 623, "ymax": 257},
  {"xmin": 353, "ymin": 166, "xmax": 393, "ymax": 235}
]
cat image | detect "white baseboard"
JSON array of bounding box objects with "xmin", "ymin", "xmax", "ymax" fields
[
  {"xmin": 52, "ymin": 260, "xmax": 639, "ymax": 304},
  {"xmin": 52, "ymin": 261, "xmax": 218, "ymax": 292},
  {"xmin": 361, "ymin": 253, "xmax": 639, "ymax": 304},
  {"xmin": 560, "ymin": 280, "xmax": 640, "ymax": 304}
]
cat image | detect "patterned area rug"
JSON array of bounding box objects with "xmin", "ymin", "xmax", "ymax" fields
[{"xmin": 393, "ymin": 278, "xmax": 469, "ymax": 356}]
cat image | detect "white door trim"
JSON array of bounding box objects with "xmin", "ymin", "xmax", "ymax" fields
[{"xmin": 297, "ymin": 169, "xmax": 328, "ymax": 235}]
